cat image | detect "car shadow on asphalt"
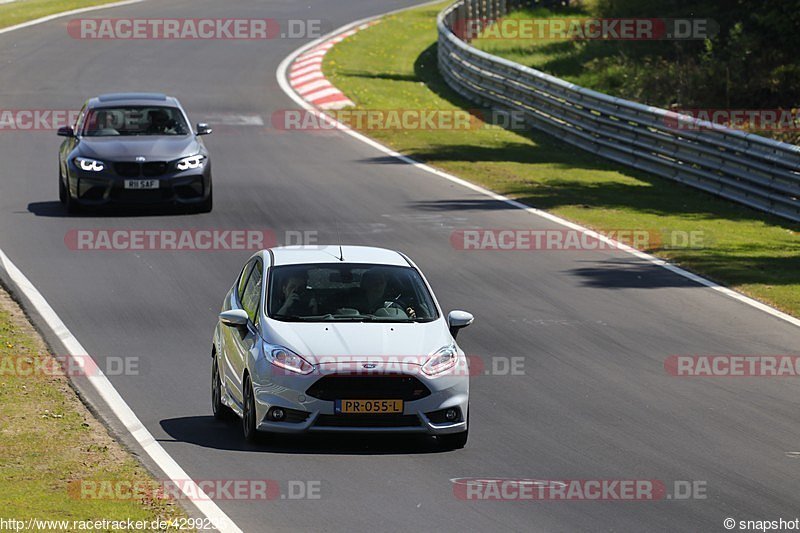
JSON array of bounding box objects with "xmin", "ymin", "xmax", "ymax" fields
[
  {"xmin": 27, "ymin": 201, "xmax": 205, "ymax": 218},
  {"xmin": 159, "ymin": 416, "xmax": 450, "ymax": 455}
]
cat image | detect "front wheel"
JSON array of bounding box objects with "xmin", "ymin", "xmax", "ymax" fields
[
  {"xmin": 65, "ymin": 188, "xmax": 80, "ymax": 214},
  {"xmin": 211, "ymin": 356, "xmax": 233, "ymax": 421},
  {"xmin": 58, "ymin": 168, "xmax": 66, "ymax": 204},
  {"xmin": 242, "ymin": 375, "xmax": 258, "ymax": 442}
]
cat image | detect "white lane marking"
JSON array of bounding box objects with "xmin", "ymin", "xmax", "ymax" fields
[
  {"xmin": 0, "ymin": 0, "xmax": 144, "ymax": 36},
  {"xmin": 202, "ymin": 113, "xmax": 264, "ymax": 126},
  {"xmin": 291, "ymin": 71, "xmax": 325, "ymax": 85},
  {"xmin": 292, "ymin": 57, "xmax": 324, "ymax": 70},
  {"xmin": 276, "ymin": 5, "xmax": 800, "ymax": 331},
  {"xmin": 0, "ymin": 1, "xmax": 246, "ymax": 532},
  {"xmin": 301, "ymin": 87, "xmax": 342, "ymax": 101},
  {"xmin": 0, "ymin": 249, "xmax": 244, "ymax": 533},
  {"xmin": 290, "ymin": 63, "xmax": 323, "ymax": 78},
  {"xmin": 319, "ymin": 98, "xmax": 355, "ymax": 110},
  {"xmin": 296, "ymin": 80, "xmax": 332, "ymax": 95}
]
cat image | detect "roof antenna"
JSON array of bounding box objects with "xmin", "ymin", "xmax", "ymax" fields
[{"xmin": 335, "ymin": 221, "xmax": 345, "ymax": 261}]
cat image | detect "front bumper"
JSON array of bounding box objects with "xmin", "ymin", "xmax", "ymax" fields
[
  {"xmin": 67, "ymin": 163, "xmax": 211, "ymax": 206},
  {"xmin": 249, "ymin": 367, "xmax": 469, "ymax": 435}
]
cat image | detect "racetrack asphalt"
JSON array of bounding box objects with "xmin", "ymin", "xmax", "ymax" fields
[{"xmin": 1, "ymin": 1, "xmax": 799, "ymax": 531}]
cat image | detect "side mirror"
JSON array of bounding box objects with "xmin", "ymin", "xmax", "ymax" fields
[
  {"xmin": 57, "ymin": 126, "xmax": 74, "ymax": 137},
  {"xmin": 219, "ymin": 309, "xmax": 249, "ymax": 328},
  {"xmin": 196, "ymin": 123, "xmax": 212, "ymax": 135},
  {"xmin": 448, "ymin": 310, "xmax": 474, "ymax": 339}
]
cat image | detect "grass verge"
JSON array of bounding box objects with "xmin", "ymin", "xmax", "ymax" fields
[
  {"xmin": 0, "ymin": 0, "xmax": 126, "ymax": 30},
  {"xmin": 323, "ymin": 1, "xmax": 800, "ymax": 316},
  {"xmin": 0, "ymin": 287, "xmax": 190, "ymax": 528}
]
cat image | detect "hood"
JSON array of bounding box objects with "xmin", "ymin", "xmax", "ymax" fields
[
  {"xmin": 264, "ymin": 320, "xmax": 454, "ymax": 365},
  {"xmin": 77, "ymin": 135, "xmax": 200, "ymax": 161}
]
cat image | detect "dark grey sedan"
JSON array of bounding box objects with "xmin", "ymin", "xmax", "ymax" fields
[{"xmin": 58, "ymin": 92, "xmax": 213, "ymax": 213}]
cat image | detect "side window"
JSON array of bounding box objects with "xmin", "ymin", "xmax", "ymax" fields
[
  {"xmin": 237, "ymin": 260, "xmax": 255, "ymax": 303},
  {"xmin": 75, "ymin": 102, "xmax": 88, "ymax": 132},
  {"xmin": 240, "ymin": 261, "xmax": 263, "ymax": 324}
]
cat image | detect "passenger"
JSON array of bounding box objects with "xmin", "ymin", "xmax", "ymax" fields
[{"xmin": 275, "ymin": 273, "xmax": 317, "ymax": 316}]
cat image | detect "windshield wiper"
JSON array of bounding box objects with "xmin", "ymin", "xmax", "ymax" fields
[{"xmin": 272, "ymin": 314, "xmax": 308, "ymax": 321}]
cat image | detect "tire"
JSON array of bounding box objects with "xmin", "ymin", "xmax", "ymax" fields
[
  {"xmin": 211, "ymin": 355, "xmax": 233, "ymax": 421},
  {"xmin": 242, "ymin": 375, "xmax": 258, "ymax": 442},
  {"xmin": 65, "ymin": 187, "xmax": 80, "ymax": 214},
  {"xmin": 58, "ymin": 168, "xmax": 66, "ymax": 204}
]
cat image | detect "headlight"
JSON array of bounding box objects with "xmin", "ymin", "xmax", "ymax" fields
[
  {"xmin": 268, "ymin": 346, "xmax": 313, "ymax": 375},
  {"xmin": 422, "ymin": 345, "xmax": 458, "ymax": 376},
  {"xmin": 176, "ymin": 154, "xmax": 206, "ymax": 171},
  {"xmin": 75, "ymin": 157, "xmax": 104, "ymax": 172}
]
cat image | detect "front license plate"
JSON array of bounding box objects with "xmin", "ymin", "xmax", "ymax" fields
[
  {"xmin": 335, "ymin": 399, "xmax": 403, "ymax": 414},
  {"xmin": 124, "ymin": 179, "xmax": 159, "ymax": 190}
]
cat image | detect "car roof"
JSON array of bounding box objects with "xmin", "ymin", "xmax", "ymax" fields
[
  {"xmin": 89, "ymin": 92, "xmax": 180, "ymax": 108},
  {"xmin": 268, "ymin": 246, "xmax": 411, "ymax": 267}
]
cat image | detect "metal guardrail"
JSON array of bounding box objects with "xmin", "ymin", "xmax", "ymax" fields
[{"xmin": 437, "ymin": 0, "xmax": 800, "ymax": 222}]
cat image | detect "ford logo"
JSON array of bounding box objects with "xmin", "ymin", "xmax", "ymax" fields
[{"xmin": 362, "ymin": 363, "xmax": 377, "ymax": 369}]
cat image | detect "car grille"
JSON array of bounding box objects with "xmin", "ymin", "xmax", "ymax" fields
[
  {"xmin": 142, "ymin": 162, "xmax": 168, "ymax": 177},
  {"xmin": 314, "ymin": 414, "xmax": 421, "ymax": 428},
  {"xmin": 114, "ymin": 162, "xmax": 141, "ymax": 177},
  {"xmin": 306, "ymin": 375, "xmax": 431, "ymax": 401},
  {"xmin": 113, "ymin": 162, "xmax": 168, "ymax": 177}
]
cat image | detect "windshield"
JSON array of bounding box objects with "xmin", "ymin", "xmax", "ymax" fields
[
  {"xmin": 268, "ymin": 263, "xmax": 439, "ymax": 322},
  {"xmin": 82, "ymin": 106, "xmax": 190, "ymax": 136}
]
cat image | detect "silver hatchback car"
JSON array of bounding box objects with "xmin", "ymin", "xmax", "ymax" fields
[{"xmin": 211, "ymin": 246, "xmax": 474, "ymax": 448}]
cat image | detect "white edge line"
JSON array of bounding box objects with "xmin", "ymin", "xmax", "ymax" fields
[
  {"xmin": 275, "ymin": 3, "xmax": 800, "ymax": 331},
  {"xmin": 0, "ymin": 249, "xmax": 243, "ymax": 533},
  {"xmin": 0, "ymin": 1, "xmax": 244, "ymax": 532},
  {"xmin": 0, "ymin": 0, "xmax": 145, "ymax": 36}
]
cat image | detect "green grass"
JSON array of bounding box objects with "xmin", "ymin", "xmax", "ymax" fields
[
  {"xmin": 468, "ymin": 6, "xmax": 800, "ymax": 145},
  {"xmin": 0, "ymin": 290, "xmax": 189, "ymax": 527},
  {"xmin": 323, "ymin": 1, "xmax": 800, "ymax": 316},
  {"xmin": 0, "ymin": 0, "xmax": 123, "ymax": 29},
  {"xmin": 470, "ymin": 5, "xmax": 629, "ymax": 95}
]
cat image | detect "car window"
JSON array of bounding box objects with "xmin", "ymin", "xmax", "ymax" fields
[
  {"xmin": 237, "ymin": 260, "xmax": 256, "ymax": 303},
  {"xmin": 81, "ymin": 106, "xmax": 190, "ymax": 136},
  {"xmin": 240, "ymin": 261, "xmax": 263, "ymax": 324},
  {"xmin": 75, "ymin": 103, "xmax": 87, "ymax": 131},
  {"xmin": 268, "ymin": 263, "xmax": 438, "ymax": 323}
]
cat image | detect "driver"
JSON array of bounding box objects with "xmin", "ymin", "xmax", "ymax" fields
[
  {"xmin": 146, "ymin": 109, "xmax": 171, "ymax": 134},
  {"xmin": 275, "ymin": 273, "xmax": 317, "ymax": 316},
  {"xmin": 354, "ymin": 269, "xmax": 416, "ymax": 318}
]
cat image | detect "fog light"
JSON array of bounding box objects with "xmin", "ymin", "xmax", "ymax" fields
[
  {"xmin": 445, "ymin": 408, "xmax": 457, "ymax": 421},
  {"xmin": 269, "ymin": 407, "xmax": 285, "ymax": 421}
]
